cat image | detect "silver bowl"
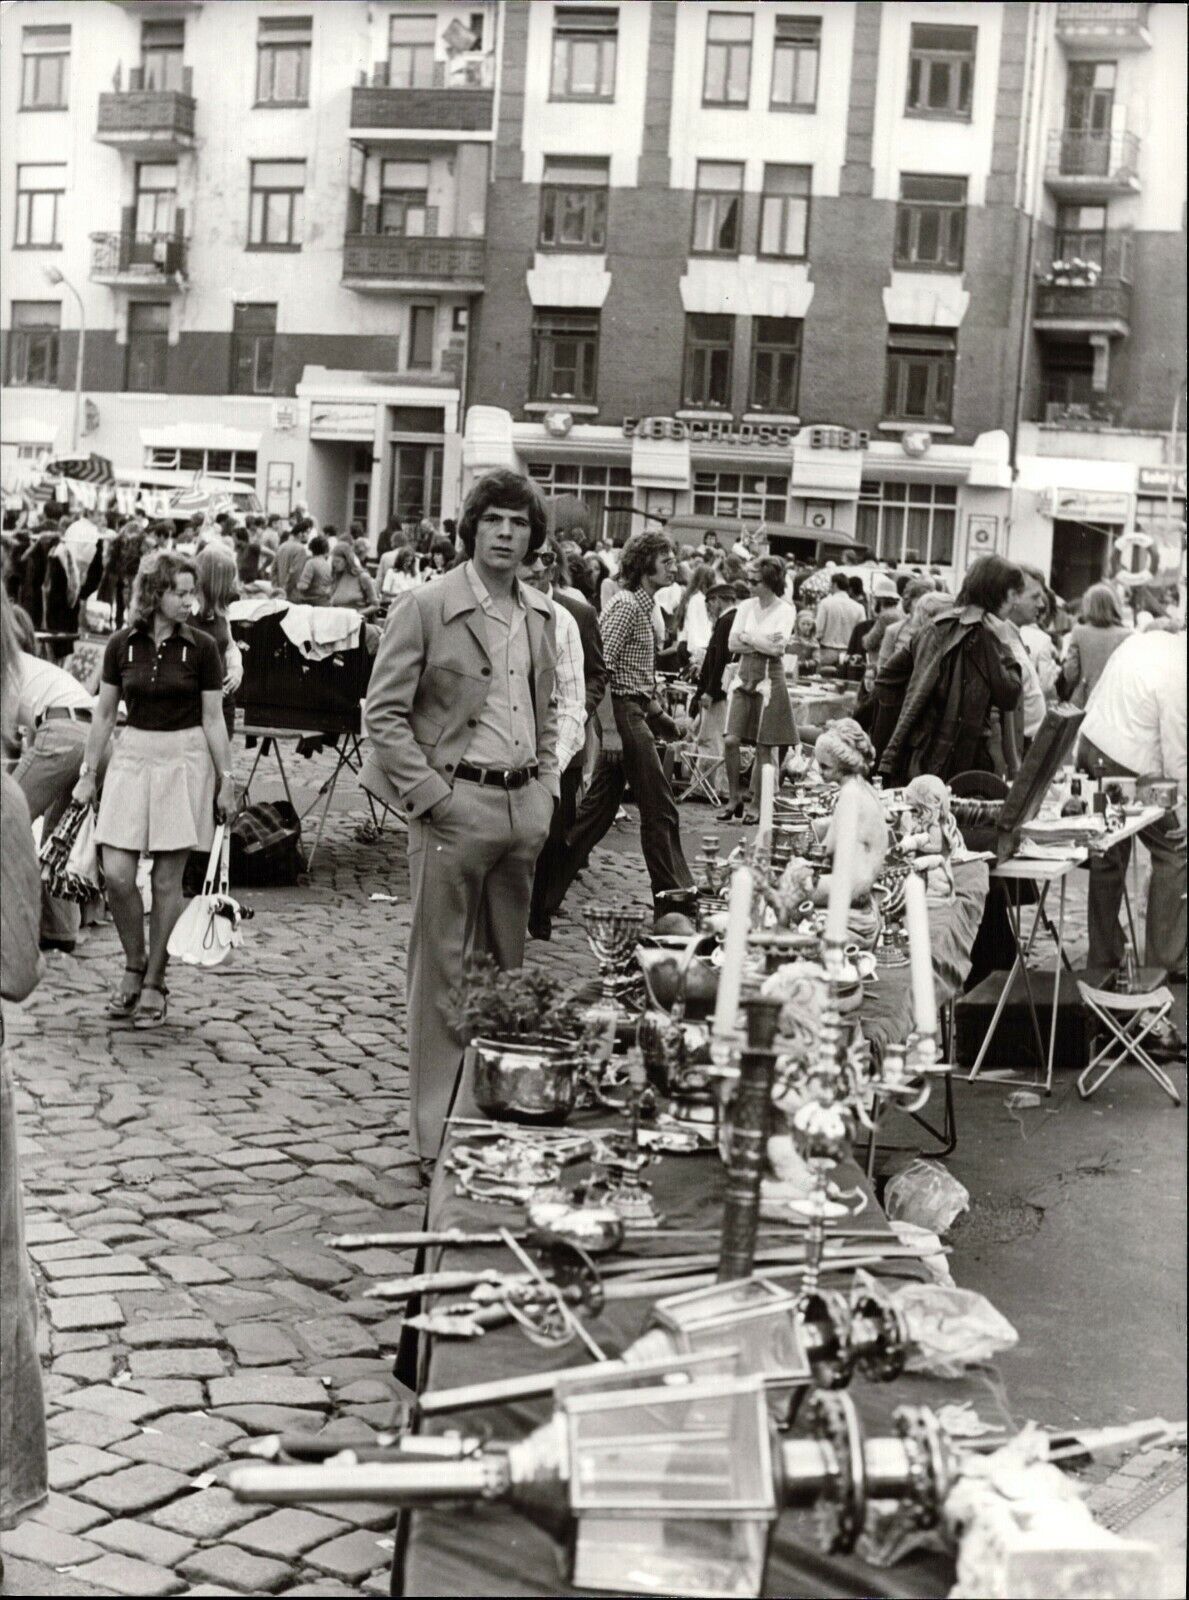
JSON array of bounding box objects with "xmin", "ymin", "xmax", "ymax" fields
[{"xmin": 470, "ymin": 1037, "xmax": 578, "ymax": 1126}]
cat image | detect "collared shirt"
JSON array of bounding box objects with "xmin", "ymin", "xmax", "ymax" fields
[
  {"xmin": 1080, "ymin": 630, "xmax": 1186, "ymax": 786},
  {"xmin": 101, "ymin": 620, "xmax": 221, "ymax": 732},
  {"xmin": 601, "ymin": 585, "xmax": 657, "ymax": 698},
  {"xmin": 815, "ymin": 591, "xmax": 866, "ymax": 650},
  {"xmin": 1003, "ymin": 620, "xmax": 1047, "ymax": 738},
  {"xmin": 463, "ymin": 560, "xmax": 537, "ymax": 771},
  {"xmin": 16, "ymin": 651, "xmax": 94, "ymax": 728},
  {"xmin": 550, "ymin": 596, "xmax": 586, "ymax": 772}
]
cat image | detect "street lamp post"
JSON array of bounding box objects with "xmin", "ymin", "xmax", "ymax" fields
[{"xmin": 44, "ymin": 266, "xmax": 85, "ymax": 455}]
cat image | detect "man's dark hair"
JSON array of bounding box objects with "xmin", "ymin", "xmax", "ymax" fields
[
  {"xmin": 753, "ymin": 555, "xmax": 785, "ymax": 595},
  {"xmin": 457, "ymin": 470, "xmax": 547, "ymax": 558},
  {"xmin": 618, "ymin": 530, "xmax": 672, "ymax": 591},
  {"xmin": 831, "ymin": 572, "xmax": 850, "ymax": 592},
  {"xmin": 308, "ymin": 533, "xmax": 330, "ymax": 557},
  {"xmin": 957, "ymin": 555, "xmax": 1025, "ymax": 613},
  {"xmin": 848, "ymin": 576, "xmax": 865, "ymax": 601}
]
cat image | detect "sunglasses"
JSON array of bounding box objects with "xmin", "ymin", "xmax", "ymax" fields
[{"xmin": 524, "ymin": 551, "xmax": 556, "ymax": 571}]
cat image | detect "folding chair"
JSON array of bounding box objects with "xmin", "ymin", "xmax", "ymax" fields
[
  {"xmin": 672, "ymin": 737, "xmax": 726, "ymax": 805},
  {"xmin": 1076, "ymin": 980, "xmax": 1181, "ymax": 1105}
]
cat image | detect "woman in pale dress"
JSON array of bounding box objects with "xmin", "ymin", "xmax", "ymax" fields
[{"xmin": 720, "ymin": 556, "xmax": 799, "ymax": 822}]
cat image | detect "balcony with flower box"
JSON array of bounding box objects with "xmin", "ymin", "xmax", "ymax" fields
[
  {"xmin": 1044, "ymin": 129, "xmax": 1141, "ymax": 200},
  {"xmin": 1055, "ymin": 4, "xmax": 1152, "ymax": 54},
  {"xmin": 350, "ymin": 55, "xmax": 494, "ymax": 139},
  {"xmin": 1034, "ymin": 233, "xmax": 1133, "ymax": 336},
  {"xmin": 96, "ymin": 68, "xmax": 196, "ymax": 156}
]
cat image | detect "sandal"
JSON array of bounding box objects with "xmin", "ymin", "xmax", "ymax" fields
[
  {"xmin": 107, "ymin": 964, "xmax": 147, "ymax": 1019},
  {"xmin": 716, "ymin": 802, "xmax": 744, "ymax": 821},
  {"xmin": 133, "ymin": 985, "xmax": 168, "ymax": 1028}
]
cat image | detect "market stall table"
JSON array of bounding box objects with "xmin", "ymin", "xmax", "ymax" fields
[
  {"xmin": 394, "ymin": 861, "xmax": 995, "ymax": 1599},
  {"xmin": 788, "ymin": 682, "xmax": 856, "ymax": 731}
]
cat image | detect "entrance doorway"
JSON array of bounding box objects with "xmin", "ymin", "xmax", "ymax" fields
[
  {"xmin": 1051, "ymin": 519, "xmax": 1111, "ymax": 602},
  {"xmin": 346, "ymin": 444, "xmax": 373, "ymax": 532},
  {"xmin": 390, "ymin": 441, "xmax": 443, "ymax": 524}
]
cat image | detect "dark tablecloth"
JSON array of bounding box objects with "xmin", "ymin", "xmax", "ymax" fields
[{"xmin": 398, "ymin": 861, "xmax": 996, "ymax": 1599}]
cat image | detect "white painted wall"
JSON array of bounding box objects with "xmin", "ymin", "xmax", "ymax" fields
[{"xmin": 668, "ymin": 1, "xmax": 855, "ymax": 197}]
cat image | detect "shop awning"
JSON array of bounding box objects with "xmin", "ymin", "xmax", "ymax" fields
[{"xmin": 665, "ymin": 514, "xmax": 860, "ymax": 550}]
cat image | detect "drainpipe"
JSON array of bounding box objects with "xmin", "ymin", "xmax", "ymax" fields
[{"xmin": 1009, "ymin": 2, "xmax": 1050, "ymax": 477}]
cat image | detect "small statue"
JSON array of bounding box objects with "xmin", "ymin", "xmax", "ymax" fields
[{"xmin": 899, "ymin": 774, "xmax": 961, "ymax": 903}]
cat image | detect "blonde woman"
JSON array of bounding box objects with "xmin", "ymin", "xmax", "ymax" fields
[
  {"xmin": 192, "ymin": 543, "xmax": 244, "ymax": 738},
  {"xmin": 1060, "ymin": 582, "xmax": 1131, "ymax": 708},
  {"xmin": 72, "ymin": 551, "xmax": 235, "ymax": 1026}
]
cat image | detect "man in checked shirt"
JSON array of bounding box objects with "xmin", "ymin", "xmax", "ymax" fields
[{"xmin": 542, "ymin": 530, "xmax": 694, "ymax": 920}]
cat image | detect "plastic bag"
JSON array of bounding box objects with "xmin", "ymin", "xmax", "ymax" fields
[
  {"xmin": 884, "ymin": 1157, "xmax": 970, "ymax": 1234},
  {"xmin": 893, "ymin": 1282, "xmax": 1019, "ymax": 1378}
]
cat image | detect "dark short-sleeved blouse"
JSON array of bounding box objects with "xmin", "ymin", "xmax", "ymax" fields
[{"xmin": 101, "ymin": 621, "xmax": 222, "ymax": 732}]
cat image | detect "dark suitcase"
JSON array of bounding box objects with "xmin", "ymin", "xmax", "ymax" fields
[{"xmin": 229, "ymin": 800, "xmax": 306, "ymax": 887}]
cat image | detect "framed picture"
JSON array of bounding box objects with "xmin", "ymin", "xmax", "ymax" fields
[
  {"xmin": 966, "ymin": 513, "xmax": 1000, "ymax": 559},
  {"xmin": 266, "ymin": 460, "xmax": 293, "ymax": 518}
]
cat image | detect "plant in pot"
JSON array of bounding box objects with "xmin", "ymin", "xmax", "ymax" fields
[{"xmin": 450, "ymin": 956, "xmax": 587, "ymax": 1126}]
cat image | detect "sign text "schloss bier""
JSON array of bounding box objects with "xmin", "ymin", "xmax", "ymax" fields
[{"xmin": 622, "ymin": 418, "xmax": 870, "ymax": 451}]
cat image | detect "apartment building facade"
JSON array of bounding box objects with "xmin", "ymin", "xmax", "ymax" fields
[
  {"xmin": 1, "ymin": 0, "xmax": 497, "ymax": 532},
  {"xmin": 3, "ymin": 1, "xmax": 1185, "ymax": 585}
]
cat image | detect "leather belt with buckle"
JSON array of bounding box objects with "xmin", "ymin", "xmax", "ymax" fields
[
  {"xmin": 454, "ymin": 762, "xmax": 539, "ymax": 790},
  {"xmin": 40, "ymin": 705, "xmax": 92, "ymax": 725}
]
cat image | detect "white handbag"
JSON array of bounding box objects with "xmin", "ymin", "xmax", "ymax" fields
[{"xmin": 167, "ymin": 826, "xmax": 244, "ymax": 968}]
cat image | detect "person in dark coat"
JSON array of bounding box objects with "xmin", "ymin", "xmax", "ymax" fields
[{"xmin": 876, "ymin": 555, "xmax": 1025, "ymax": 786}]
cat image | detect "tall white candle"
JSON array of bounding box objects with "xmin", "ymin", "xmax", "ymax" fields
[
  {"xmin": 903, "ymin": 872, "xmax": 937, "ymax": 1034},
  {"xmin": 823, "ymin": 781, "xmax": 861, "ymax": 945},
  {"xmin": 758, "ymin": 761, "xmax": 776, "ymax": 843},
  {"xmin": 712, "ymin": 865, "xmax": 754, "ymax": 1042}
]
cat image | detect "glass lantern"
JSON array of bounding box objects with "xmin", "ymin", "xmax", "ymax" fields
[
  {"xmin": 564, "ymin": 1372, "xmax": 779, "ymax": 1598},
  {"xmin": 649, "ymin": 1279, "xmax": 811, "ymax": 1416}
]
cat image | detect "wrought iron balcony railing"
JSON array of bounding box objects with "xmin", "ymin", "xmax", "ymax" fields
[
  {"xmin": 342, "ymin": 232, "xmax": 485, "ymax": 284},
  {"xmin": 90, "ymin": 231, "xmax": 188, "ymax": 281}
]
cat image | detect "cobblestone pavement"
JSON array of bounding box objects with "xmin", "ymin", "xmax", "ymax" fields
[{"xmin": 1, "ymin": 753, "xmax": 1182, "ymax": 1595}]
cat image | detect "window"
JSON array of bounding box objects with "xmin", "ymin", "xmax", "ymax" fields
[
  {"xmin": 749, "ymin": 318, "xmax": 801, "ymax": 413},
  {"xmin": 380, "ymin": 160, "xmax": 432, "ymax": 236},
  {"xmin": 771, "ymin": 15, "xmax": 819, "ymax": 110},
  {"xmin": 1040, "ymin": 341, "xmax": 1095, "ymax": 412},
  {"xmin": 141, "ymin": 20, "xmax": 185, "ymax": 93},
  {"xmin": 145, "ymin": 445, "xmax": 258, "ymax": 480},
  {"xmin": 539, "ymin": 157, "xmax": 609, "ymax": 251},
  {"xmin": 693, "ymin": 470, "xmax": 788, "ymax": 524},
  {"xmin": 256, "ymin": 16, "xmax": 311, "ymax": 105},
  {"xmin": 906, "ymin": 24, "xmax": 975, "ymax": 119},
  {"xmin": 249, "ymin": 160, "xmax": 305, "ymax": 248},
  {"xmin": 388, "ymin": 13, "xmax": 436, "ymax": 88},
  {"xmin": 683, "ymin": 313, "xmax": 734, "ymax": 409},
  {"xmin": 758, "ymin": 164, "xmax": 810, "ymax": 259},
  {"xmin": 134, "ymin": 163, "xmax": 178, "ymax": 237},
  {"xmin": 884, "ymin": 327, "xmax": 955, "ymax": 424},
  {"xmin": 703, "ymin": 11, "xmax": 752, "ymax": 106},
  {"xmin": 895, "ymin": 174, "xmax": 966, "ymax": 271},
  {"xmin": 1055, "ymin": 203, "xmax": 1107, "ymax": 269},
  {"xmin": 126, "ymin": 302, "xmax": 169, "ymax": 393},
  {"xmin": 408, "ymin": 304, "xmax": 436, "ymax": 369},
  {"xmin": 21, "ymin": 26, "xmax": 70, "ymax": 110},
  {"xmin": 530, "ymin": 310, "xmax": 599, "ymax": 403},
  {"xmin": 231, "ymin": 303, "xmax": 276, "ymax": 395},
  {"xmin": 856, "ymin": 480, "xmax": 956, "ymax": 565},
  {"xmin": 15, "ymin": 165, "xmax": 65, "ymax": 249},
  {"xmin": 551, "ymin": 8, "xmax": 617, "ymax": 101},
  {"xmin": 8, "ymin": 302, "xmax": 60, "ymax": 387},
  {"xmin": 692, "ymin": 161, "xmax": 743, "ymax": 256},
  {"xmin": 527, "ymin": 461, "xmax": 633, "ymax": 541}
]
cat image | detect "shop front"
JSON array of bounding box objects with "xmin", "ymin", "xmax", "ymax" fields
[
  {"xmin": 296, "ymin": 367, "xmax": 461, "ymax": 545},
  {"xmin": 461, "ymin": 406, "xmax": 1012, "ymax": 577}
]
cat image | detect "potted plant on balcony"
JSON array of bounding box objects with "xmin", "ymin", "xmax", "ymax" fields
[
  {"xmin": 1041, "ymin": 256, "xmax": 1103, "ymax": 288},
  {"xmin": 449, "ymin": 955, "xmax": 587, "ymax": 1125}
]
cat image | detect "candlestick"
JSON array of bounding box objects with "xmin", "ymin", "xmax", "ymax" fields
[
  {"xmin": 823, "ymin": 781, "xmax": 861, "ymax": 946},
  {"xmin": 758, "ymin": 760, "xmax": 776, "ymax": 843},
  {"xmin": 712, "ymin": 866, "xmax": 754, "ymax": 1045},
  {"xmin": 718, "ymin": 996, "xmax": 783, "ymax": 1283},
  {"xmin": 903, "ymin": 872, "xmax": 936, "ymax": 1035}
]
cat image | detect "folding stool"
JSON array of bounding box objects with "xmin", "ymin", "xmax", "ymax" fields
[{"xmin": 1076, "ymin": 980, "xmax": 1181, "ymax": 1105}]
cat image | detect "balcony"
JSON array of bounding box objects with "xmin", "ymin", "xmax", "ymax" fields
[
  {"xmin": 1055, "ymin": 4, "xmax": 1151, "ymax": 53},
  {"xmin": 342, "ymin": 231, "xmax": 485, "ymax": 292},
  {"xmin": 1034, "ymin": 231, "xmax": 1133, "ymax": 335},
  {"xmin": 96, "ymin": 72, "xmax": 196, "ymax": 155},
  {"xmin": 350, "ymin": 56, "xmax": 494, "ymax": 137},
  {"xmin": 1040, "ymin": 397, "xmax": 1123, "ymax": 428},
  {"xmin": 90, "ymin": 232, "xmax": 188, "ymax": 289},
  {"xmin": 1044, "ymin": 129, "xmax": 1141, "ymax": 199}
]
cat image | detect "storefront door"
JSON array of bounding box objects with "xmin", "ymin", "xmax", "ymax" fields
[
  {"xmin": 1051, "ymin": 519, "xmax": 1110, "ymax": 601},
  {"xmin": 390, "ymin": 442, "xmax": 442, "ymax": 523}
]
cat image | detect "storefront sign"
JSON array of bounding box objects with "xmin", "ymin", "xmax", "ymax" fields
[
  {"xmin": 309, "ymin": 401, "xmax": 377, "ymax": 441},
  {"xmin": 1137, "ymin": 466, "xmax": 1186, "ymax": 498},
  {"xmin": 622, "ymin": 418, "xmax": 869, "ymax": 450},
  {"xmin": 272, "ymin": 399, "xmax": 299, "ymax": 432},
  {"xmin": 967, "ymin": 513, "xmax": 1000, "ymax": 556},
  {"xmin": 266, "ymin": 461, "xmax": 293, "ymax": 518},
  {"xmin": 1039, "ymin": 488, "xmax": 1131, "ymax": 523}
]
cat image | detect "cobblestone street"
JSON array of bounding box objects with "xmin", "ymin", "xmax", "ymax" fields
[{"xmin": 2, "ymin": 755, "xmax": 1183, "ymax": 1595}]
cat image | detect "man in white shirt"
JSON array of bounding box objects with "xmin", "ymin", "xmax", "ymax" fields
[
  {"xmin": 1002, "ymin": 566, "xmax": 1050, "ymax": 740},
  {"xmin": 11, "ymin": 634, "xmax": 103, "ymax": 952},
  {"xmin": 1079, "ymin": 627, "xmax": 1186, "ymax": 979},
  {"xmin": 815, "ymin": 572, "xmax": 866, "ymax": 661}
]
